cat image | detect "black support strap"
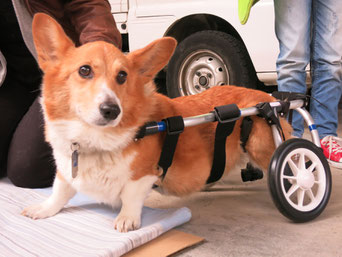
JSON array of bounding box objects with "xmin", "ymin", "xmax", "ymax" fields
[
  {"xmin": 271, "ymin": 91, "xmax": 308, "ymax": 126},
  {"xmin": 271, "ymin": 91, "xmax": 308, "ymax": 104},
  {"xmin": 214, "ymin": 104, "xmax": 241, "ymax": 123},
  {"xmin": 158, "ymin": 116, "xmax": 184, "ymax": 179},
  {"xmin": 240, "ymin": 116, "xmax": 253, "ymax": 153},
  {"xmin": 206, "ymin": 104, "xmax": 240, "ymax": 184}
]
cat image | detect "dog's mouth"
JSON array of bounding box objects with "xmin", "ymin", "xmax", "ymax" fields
[
  {"xmin": 94, "ymin": 118, "xmax": 120, "ymax": 127},
  {"xmin": 95, "ymin": 119, "xmax": 114, "ymax": 126}
]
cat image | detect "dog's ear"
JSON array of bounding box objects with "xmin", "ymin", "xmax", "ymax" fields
[
  {"xmin": 127, "ymin": 37, "xmax": 177, "ymax": 83},
  {"xmin": 32, "ymin": 13, "xmax": 74, "ymax": 70}
]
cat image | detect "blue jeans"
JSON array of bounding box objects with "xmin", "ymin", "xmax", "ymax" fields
[{"xmin": 274, "ymin": 0, "xmax": 342, "ymax": 139}]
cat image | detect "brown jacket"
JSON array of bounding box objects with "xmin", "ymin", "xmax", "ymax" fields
[
  {"xmin": 1, "ymin": 0, "xmax": 122, "ymax": 87},
  {"xmin": 25, "ymin": 0, "xmax": 122, "ymax": 48}
]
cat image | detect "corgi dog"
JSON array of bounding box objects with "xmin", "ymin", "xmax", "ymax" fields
[{"xmin": 22, "ymin": 13, "xmax": 291, "ymax": 232}]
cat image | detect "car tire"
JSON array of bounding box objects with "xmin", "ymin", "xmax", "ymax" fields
[{"xmin": 166, "ymin": 30, "xmax": 256, "ymax": 98}]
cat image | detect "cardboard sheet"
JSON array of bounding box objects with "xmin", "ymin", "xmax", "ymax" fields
[{"xmin": 124, "ymin": 229, "xmax": 204, "ymax": 257}]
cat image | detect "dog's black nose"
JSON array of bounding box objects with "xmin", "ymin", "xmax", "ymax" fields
[{"xmin": 99, "ymin": 102, "xmax": 121, "ymax": 120}]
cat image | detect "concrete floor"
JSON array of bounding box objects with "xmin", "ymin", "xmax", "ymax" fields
[{"xmin": 145, "ymin": 112, "xmax": 342, "ymax": 257}]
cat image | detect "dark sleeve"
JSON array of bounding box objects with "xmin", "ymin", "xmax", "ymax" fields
[
  {"xmin": 64, "ymin": 0, "xmax": 122, "ymax": 49},
  {"xmin": 25, "ymin": 0, "xmax": 122, "ymax": 49}
]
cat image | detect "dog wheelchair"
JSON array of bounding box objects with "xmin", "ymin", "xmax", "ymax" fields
[{"xmin": 137, "ymin": 92, "xmax": 331, "ymax": 223}]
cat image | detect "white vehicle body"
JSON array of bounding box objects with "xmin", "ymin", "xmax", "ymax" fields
[{"xmin": 109, "ymin": 0, "xmax": 279, "ymax": 88}]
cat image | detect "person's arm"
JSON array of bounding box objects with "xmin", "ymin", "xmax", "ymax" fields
[
  {"xmin": 64, "ymin": 0, "xmax": 122, "ymax": 48},
  {"xmin": 25, "ymin": 0, "xmax": 122, "ymax": 49}
]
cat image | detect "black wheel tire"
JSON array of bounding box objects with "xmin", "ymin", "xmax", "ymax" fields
[
  {"xmin": 268, "ymin": 138, "xmax": 332, "ymax": 222},
  {"xmin": 166, "ymin": 30, "xmax": 257, "ymax": 98}
]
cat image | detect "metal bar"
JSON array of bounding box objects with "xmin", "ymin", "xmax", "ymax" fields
[
  {"xmin": 295, "ymin": 107, "xmax": 321, "ymax": 147},
  {"xmin": 183, "ymin": 99, "xmax": 306, "ymax": 128},
  {"xmin": 272, "ymin": 125, "xmax": 283, "ymax": 148},
  {"xmin": 144, "ymin": 99, "xmax": 308, "ymax": 135},
  {"xmin": 240, "ymin": 106, "xmax": 258, "ymax": 117},
  {"xmin": 183, "ymin": 113, "xmax": 216, "ymax": 127},
  {"xmin": 141, "ymin": 97, "xmax": 324, "ymax": 156}
]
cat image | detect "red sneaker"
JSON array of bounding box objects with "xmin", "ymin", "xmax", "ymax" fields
[{"xmin": 320, "ymin": 136, "xmax": 342, "ymax": 169}]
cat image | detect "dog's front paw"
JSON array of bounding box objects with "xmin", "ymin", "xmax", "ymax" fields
[
  {"xmin": 114, "ymin": 213, "xmax": 141, "ymax": 233},
  {"xmin": 21, "ymin": 203, "xmax": 60, "ymax": 220}
]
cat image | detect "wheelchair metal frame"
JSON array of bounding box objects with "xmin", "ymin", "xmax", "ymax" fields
[
  {"xmin": 141, "ymin": 95, "xmax": 331, "ymax": 223},
  {"xmin": 175, "ymin": 99, "xmax": 319, "ymax": 148}
]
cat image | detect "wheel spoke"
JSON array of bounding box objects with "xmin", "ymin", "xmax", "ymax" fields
[
  {"xmin": 306, "ymin": 189, "xmax": 316, "ymax": 202},
  {"xmin": 286, "ymin": 184, "xmax": 299, "ymax": 198},
  {"xmin": 283, "ymin": 175, "xmax": 296, "ymax": 180},
  {"xmin": 288, "ymin": 159, "xmax": 299, "ymax": 176},
  {"xmin": 307, "ymin": 161, "xmax": 317, "ymax": 173},
  {"xmin": 297, "ymin": 189, "xmax": 305, "ymax": 207},
  {"xmin": 298, "ymin": 152, "xmax": 306, "ymax": 170}
]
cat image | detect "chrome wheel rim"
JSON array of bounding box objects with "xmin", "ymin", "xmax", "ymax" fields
[{"xmin": 178, "ymin": 50, "xmax": 229, "ymax": 96}]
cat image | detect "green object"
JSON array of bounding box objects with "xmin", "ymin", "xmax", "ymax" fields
[{"xmin": 238, "ymin": 0, "xmax": 260, "ymax": 25}]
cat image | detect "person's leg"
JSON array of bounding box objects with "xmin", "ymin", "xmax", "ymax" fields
[
  {"xmin": 274, "ymin": 0, "xmax": 312, "ymax": 137},
  {"xmin": 310, "ymin": 0, "xmax": 342, "ymax": 139},
  {"xmin": 7, "ymin": 97, "xmax": 56, "ymax": 188},
  {"xmin": 0, "ymin": 79, "xmax": 36, "ymax": 178},
  {"xmin": 0, "ymin": 0, "xmax": 55, "ymax": 187}
]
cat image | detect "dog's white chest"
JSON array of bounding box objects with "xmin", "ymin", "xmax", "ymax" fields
[
  {"xmin": 46, "ymin": 119, "xmax": 139, "ymax": 205},
  {"xmin": 57, "ymin": 150, "xmax": 136, "ymax": 206}
]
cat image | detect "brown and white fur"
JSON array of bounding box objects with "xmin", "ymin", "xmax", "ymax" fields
[{"xmin": 22, "ymin": 13, "xmax": 291, "ymax": 232}]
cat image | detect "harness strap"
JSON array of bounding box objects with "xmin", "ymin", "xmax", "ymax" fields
[
  {"xmin": 271, "ymin": 91, "xmax": 308, "ymax": 126},
  {"xmin": 158, "ymin": 116, "xmax": 184, "ymax": 180},
  {"xmin": 288, "ymin": 108, "xmax": 293, "ymax": 126},
  {"xmin": 206, "ymin": 104, "xmax": 240, "ymax": 184},
  {"xmin": 271, "ymin": 91, "xmax": 308, "ymax": 104},
  {"xmin": 240, "ymin": 116, "xmax": 253, "ymax": 153}
]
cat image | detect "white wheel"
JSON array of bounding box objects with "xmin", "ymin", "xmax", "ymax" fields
[
  {"xmin": 280, "ymin": 148, "xmax": 326, "ymax": 212},
  {"xmin": 268, "ymin": 138, "xmax": 331, "ymax": 222}
]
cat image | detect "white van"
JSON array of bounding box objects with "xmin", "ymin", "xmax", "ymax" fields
[{"xmin": 110, "ymin": 0, "xmax": 278, "ymax": 97}]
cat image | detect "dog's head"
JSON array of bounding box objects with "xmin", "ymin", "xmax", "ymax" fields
[{"xmin": 32, "ymin": 13, "xmax": 176, "ymax": 129}]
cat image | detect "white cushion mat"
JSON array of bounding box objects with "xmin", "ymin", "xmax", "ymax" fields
[{"xmin": 0, "ymin": 178, "xmax": 191, "ymax": 257}]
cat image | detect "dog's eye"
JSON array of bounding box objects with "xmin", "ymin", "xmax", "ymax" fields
[
  {"xmin": 79, "ymin": 65, "xmax": 93, "ymax": 79},
  {"xmin": 116, "ymin": 71, "xmax": 127, "ymax": 84}
]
